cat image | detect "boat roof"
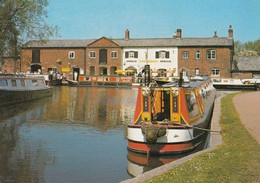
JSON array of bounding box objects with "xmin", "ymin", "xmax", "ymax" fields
[
  {"xmin": 149, "ymin": 76, "xmax": 210, "ymax": 89},
  {"xmin": 0, "ymin": 74, "xmax": 45, "ymax": 79}
]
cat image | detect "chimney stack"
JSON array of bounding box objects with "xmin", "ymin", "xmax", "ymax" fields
[
  {"xmin": 125, "ymin": 29, "xmax": 130, "ymax": 40},
  {"xmin": 213, "ymin": 31, "xmax": 218, "ymax": 38},
  {"xmin": 228, "ymin": 25, "xmax": 233, "ymax": 38},
  {"xmin": 174, "ymin": 29, "xmax": 182, "ymax": 38}
]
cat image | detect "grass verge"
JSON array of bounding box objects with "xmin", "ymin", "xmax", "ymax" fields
[{"xmin": 144, "ymin": 93, "xmax": 260, "ymax": 183}]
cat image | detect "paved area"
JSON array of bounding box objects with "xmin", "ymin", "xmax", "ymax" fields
[{"xmin": 233, "ymin": 91, "xmax": 260, "ymax": 143}]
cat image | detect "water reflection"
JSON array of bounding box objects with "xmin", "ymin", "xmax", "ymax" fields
[
  {"xmin": 43, "ymin": 87, "xmax": 137, "ymax": 130},
  {"xmin": 0, "ymin": 99, "xmax": 54, "ymax": 182},
  {"xmin": 0, "ymin": 86, "xmax": 138, "ymax": 183}
]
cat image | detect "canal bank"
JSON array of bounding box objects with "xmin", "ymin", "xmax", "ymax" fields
[{"xmin": 121, "ymin": 91, "xmax": 260, "ymax": 183}]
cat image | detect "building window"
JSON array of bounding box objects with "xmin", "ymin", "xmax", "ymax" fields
[
  {"xmin": 195, "ymin": 68, "xmax": 200, "ymax": 76},
  {"xmin": 68, "ymin": 51, "xmax": 75, "ymax": 59},
  {"xmin": 196, "ymin": 51, "xmax": 200, "ymax": 60},
  {"xmin": 182, "ymin": 51, "xmax": 189, "ymax": 59},
  {"xmin": 111, "ymin": 51, "xmax": 118, "ymax": 58},
  {"xmin": 125, "ymin": 51, "xmax": 138, "ymax": 58},
  {"xmin": 32, "ymin": 49, "xmax": 40, "ymax": 63},
  {"xmin": 90, "ymin": 51, "xmax": 96, "ymax": 58},
  {"xmin": 207, "ymin": 50, "xmax": 216, "ymax": 60},
  {"xmin": 155, "ymin": 51, "xmax": 170, "ymax": 59},
  {"xmin": 211, "ymin": 68, "xmax": 220, "ymax": 77}
]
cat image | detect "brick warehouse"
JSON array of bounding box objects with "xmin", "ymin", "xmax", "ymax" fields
[{"xmin": 2, "ymin": 26, "xmax": 234, "ymax": 78}]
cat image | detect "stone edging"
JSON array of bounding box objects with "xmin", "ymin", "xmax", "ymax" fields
[{"xmin": 121, "ymin": 95, "xmax": 224, "ymax": 183}]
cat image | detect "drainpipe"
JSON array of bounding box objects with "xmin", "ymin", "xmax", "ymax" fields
[{"xmin": 84, "ymin": 48, "xmax": 86, "ymax": 75}]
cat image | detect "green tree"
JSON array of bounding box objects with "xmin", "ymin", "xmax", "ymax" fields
[
  {"xmin": 252, "ymin": 39, "xmax": 260, "ymax": 55},
  {"xmin": 234, "ymin": 39, "xmax": 260, "ymax": 56},
  {"xmin": 0, "ymin": 0, "xmax": 58, "ymax": 63}
]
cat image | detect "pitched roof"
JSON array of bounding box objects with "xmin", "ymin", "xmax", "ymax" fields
[
  {"xmin": 24, "ymin": 39, "xmax": 96, "ymax": 48},
  {"xmin": 24, "ymin": 37, "xmax": 233, "ymax": 48},
  {"xmin": 233, "ymin": 56, "xmax": 260, "ymax": 71},
  {"xmin": 114, "ymin": 37, "xmax": 233, "ymax": 47}
]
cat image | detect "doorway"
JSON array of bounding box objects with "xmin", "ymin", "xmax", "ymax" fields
[
  {"xmin": 31, "ymin": 64, "xmax": 42, "ymax": 73},
  {"xmin": 73, "ymin": 67, "xmax": 80, "ymax": 81}
]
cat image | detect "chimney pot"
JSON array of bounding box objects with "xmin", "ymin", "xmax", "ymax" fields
[
  {"xmin": 125, "ymin": 29, "xmax": 130, "ymax": 40},
  {"xmin": 174, "ymin": 29, "xmax": 182, "ymax": 38},
  {"xmin": 228, "ymin": 25, "xmax": 233, "ymax": 38},
  {"xmin": 213, "ymin": 31, "xmax": 218, "ymax": 38}
]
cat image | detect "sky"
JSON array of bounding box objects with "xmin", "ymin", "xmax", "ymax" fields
[{"xmin": 46, "ymin": 0, "xmax": 260, "ymax": 42}]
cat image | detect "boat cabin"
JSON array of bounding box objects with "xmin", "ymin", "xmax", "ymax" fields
[{"xmin": 0, "ymin": 75, "xmax": 48, "ymax": 91}]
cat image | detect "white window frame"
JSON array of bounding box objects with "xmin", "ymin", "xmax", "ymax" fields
[
  {"xmin": 68, "ymin": 51, "xmax": 75, "ymax": 59},
  {"xmin": 207, "ymin": 50, "xmax": 216, "ymax": 60},
  {"xmin": 211, "ymin": 68, "xmax": 220, "ymax": 77},
  {"xmin": 160, "ymin": 51, "xmax": 166, "ymax": 58},
  {"xmin": 196, "ymin": 50, "xmax": 200, "ymax": 60},
  {"xmin": 182, "ymin": 51, "xmax": 189, "ymax": 59},
  {"xmin": 90, "ymin": 51, "xmax": 96, "ymax": 58},
  {"xmin": 111, "ymin": 51, "xmax": 118, "ymax": 58},
  {"xmin": 129, "ymin": 52, "xmax": 135, "ymax": 58}
]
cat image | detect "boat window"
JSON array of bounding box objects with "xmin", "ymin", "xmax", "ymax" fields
[
  {"xmin": 21, "ymin": 80, "xmax": 26, "ymax": 87},
  {"xmin": 32, "ymin": 80, "xmax": 38, "ymax": 86},
  {"xmin": 11, "ymin": 80, "xmax": 17, "ymax": 87},
  {"xmin": 0, "ymin": 80, "xmax": 8, "ymax": 86},
  {"xmin": 39, "ymin": 80, "xmax": 45, "ymax": 86},
  {"xmin": 185, "ymin": 91, "xmax": 200, "ymax": 120}
]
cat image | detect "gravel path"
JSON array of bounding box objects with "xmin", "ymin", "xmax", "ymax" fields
[{"xmin": 233, "ymin": 92, "xmax": 260, "ymax": 143}]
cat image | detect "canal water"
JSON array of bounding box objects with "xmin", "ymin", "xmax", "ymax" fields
[{"xmin": 0, "ymin": 86, "xmax": 209, "ymax": 183}]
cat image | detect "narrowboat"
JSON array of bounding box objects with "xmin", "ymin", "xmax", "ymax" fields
[
  {"xmin": 127, "ymin": 75, "xmax": 216, "ymax": 155},
  {"xmin": 212, "ymin": 78, "xmax": 257, "ymax": 90},
  {"xmin": 0, "ymin": 74, "xmax": 53, "ymax": 107}
]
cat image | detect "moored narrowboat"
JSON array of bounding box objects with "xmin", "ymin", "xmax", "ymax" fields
[
  {"xmin": 127, "ymin": 75, "xmax": 216, "ymax": 154},
  {"xmin": 0, "ymin": 74, "xmax": 53, "ymax": 107}
]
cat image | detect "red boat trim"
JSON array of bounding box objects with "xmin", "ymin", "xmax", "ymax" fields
[{"xmin": 128, "ymin": 141, "xmax": 197, "ymax": 154}]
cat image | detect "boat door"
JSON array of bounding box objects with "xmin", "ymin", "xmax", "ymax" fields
[
  {"xmin": 155, "ymin": 90, "xmax": 170, "ymax": 121},
  {"xmin": 73, "ymin": 67, "xmax": 80, "ymax": 81}
]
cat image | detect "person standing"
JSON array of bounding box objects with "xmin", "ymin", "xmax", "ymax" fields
[{"xmin": 74, "ymin": 71, "xmax": 78, "ymax": 81}]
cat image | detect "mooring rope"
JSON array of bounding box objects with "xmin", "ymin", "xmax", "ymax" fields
[{"xmin": 156, "ymin": 121, "xmax": 222, "ymax": 134}]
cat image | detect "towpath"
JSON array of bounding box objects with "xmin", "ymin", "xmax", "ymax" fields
[{"xmin": 233, "ymin": 91, "xmax": 260, "ymax": 143}]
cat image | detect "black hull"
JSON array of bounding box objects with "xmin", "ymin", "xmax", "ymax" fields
[
  {"xmin": 49, "ymin": 79, "xmax": 62, "ymax": 86},
  {"xmin": 0, "ymin": 88, "xmax": 53, "ymax": 107},
  {"xmin": 213, "ymin": 84, "xmax": 257, "ymax": 91}
]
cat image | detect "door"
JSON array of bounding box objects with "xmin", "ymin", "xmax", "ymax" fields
[
  {"xmin": 99, "ymin": 49, "xmax": 107, "ymax": 65},
  {"xmin": 73, "ymin": 67, "xmax": 80, "ymax": 81}
]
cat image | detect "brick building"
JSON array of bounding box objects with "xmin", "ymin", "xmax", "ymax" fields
[
  {"xmin": 231, "ymin": 56, "xmax": 260, "ymax": 78},
  {"xmin": 178, "ymin": 27, "xmax": 234, "ymax": 78},
  {"xmin": 86, "ymin": 37, "xmax": 122, "ymax": 76},
  {"xmin": 2, "ymin": 26, "xmax": 234, "ymax": 78}
]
